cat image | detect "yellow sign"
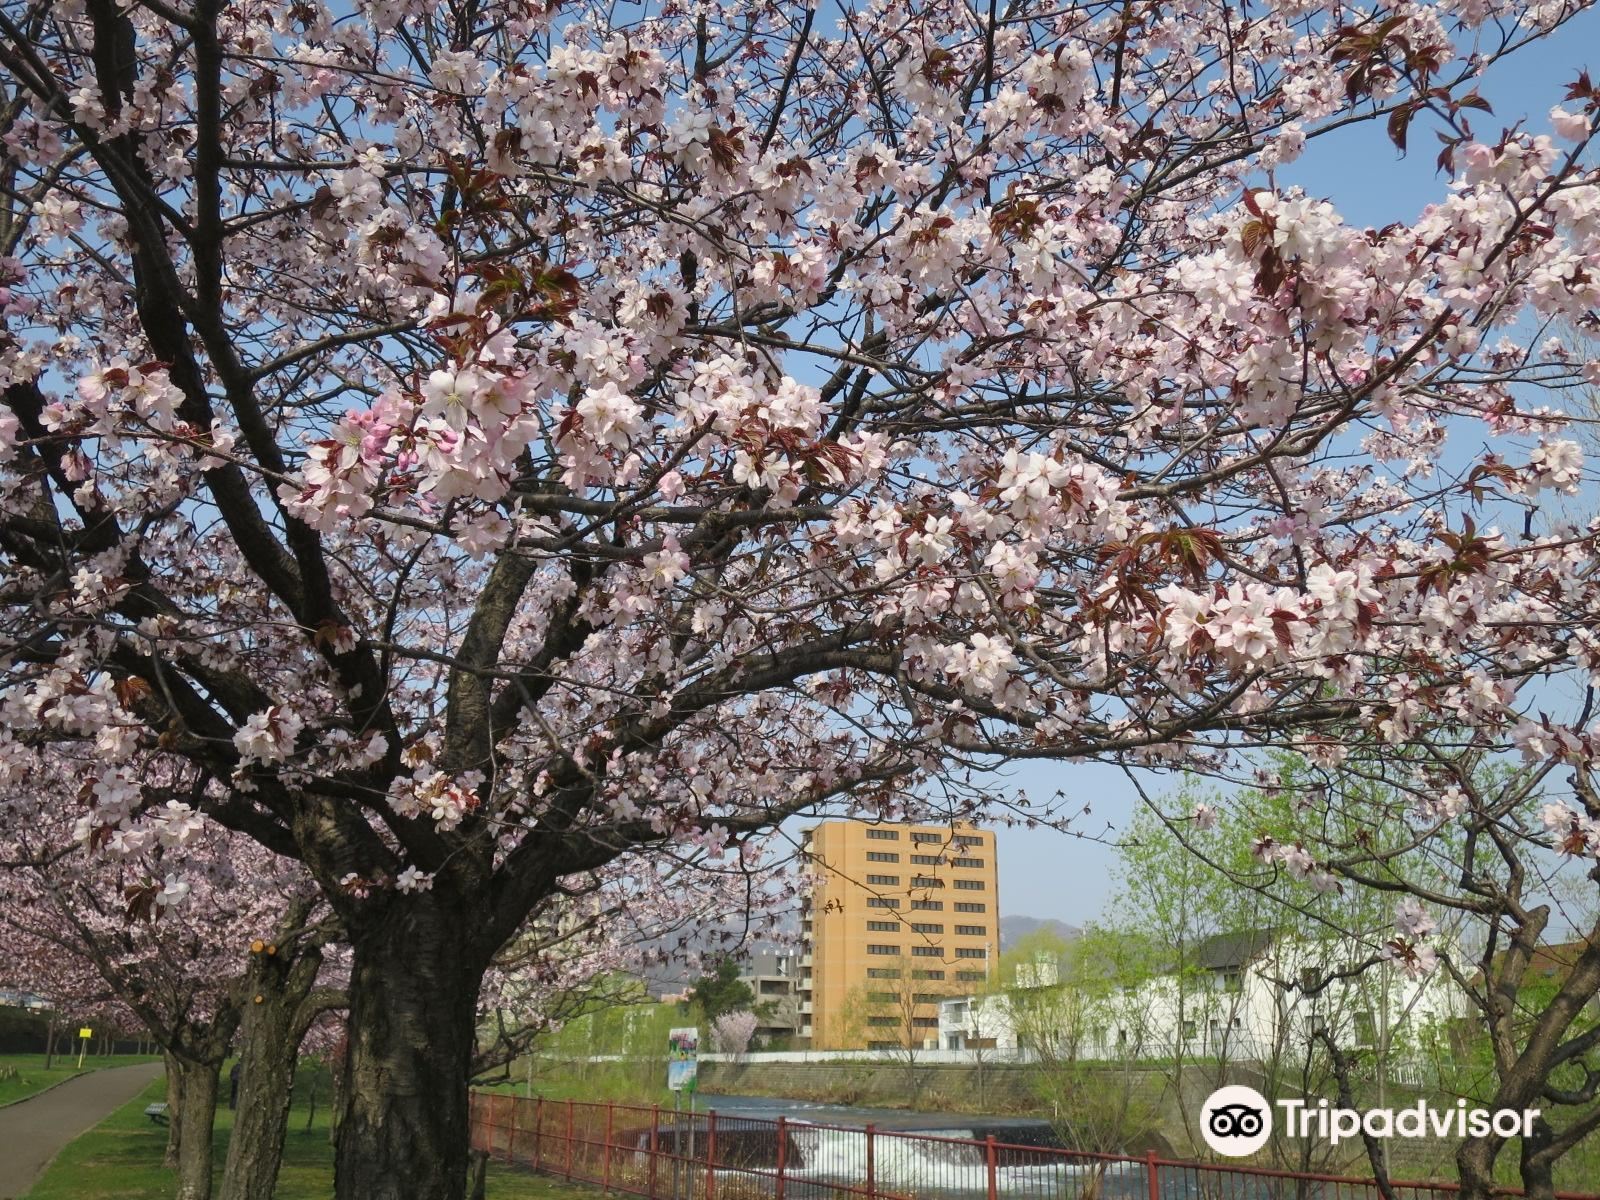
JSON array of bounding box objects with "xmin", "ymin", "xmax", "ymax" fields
[{"xmin": 78, "ymin": 1027, "xmax": 92, "ymax": 1039}]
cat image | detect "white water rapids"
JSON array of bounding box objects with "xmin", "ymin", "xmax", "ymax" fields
[{"xmin": 780, "ymin": 1123, "xmax": 1136, "ymax": 1195}]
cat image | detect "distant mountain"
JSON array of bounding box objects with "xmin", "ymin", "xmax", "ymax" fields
[{"xmin": 999, "ymin": 915, "xmax": 1081, "ymax": 950}]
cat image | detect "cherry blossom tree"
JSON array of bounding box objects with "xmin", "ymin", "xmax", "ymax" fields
[
  {"xmin": 2, "ymin": 1, "xmax": 1599, "ymax": 1196},
  {"xmin": 711, "ymin": 1010, "xmax": 758, "ymax": 1056},
  {"xmin": 0, "ymin": 749, "xmax": 341, "ymax": 1200}
]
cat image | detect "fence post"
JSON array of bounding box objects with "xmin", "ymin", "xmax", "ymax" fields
[
  {"xmin": 985, "ymin": 1135, "xmax": 998, "ymax": 1200},
  {"xmin": 705, "ymin": 1110, "xmax": 718, "ymax": 1200},
  {"xmin": 508, "ymin": 1094, "xmax": 519, "ymax": 1165},
  {"xmin": 866, "ymin": 1124, "xmax": 876, "ymax": 1200},
  {"xmin": 604, "ymin": 1101, "xmax": 615, "ymax": 1193},
  {"xmin": 566, "ymin": 1099, "xmax": 575, "ymax": 1180},
  {"xmin": 535, "ymin": 1096, "xmax": 545, "ymax": 1170},
  {"xmin": 649, "ymin": 1104, "xmax": 661, "ymax": 1200},
  {"xmin": 775, "ymin": 1116, "xmax": 787, "ymax": 1200},
  {"xmin": 1145, "ymin": 1149, "xmax": 1159, "ymax": 1200}
]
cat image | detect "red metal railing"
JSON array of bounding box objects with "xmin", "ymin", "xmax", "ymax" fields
[{"xmin": 469, "ymin": 1094, "xmax": 1600, "ymax": 1200}]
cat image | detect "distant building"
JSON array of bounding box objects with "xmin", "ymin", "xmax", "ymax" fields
[
  {"xmin": 937, "ymin": 927, "xmax": 1467, "ymax": 1067},
  {"xmin": 738, "ymin": 951, "xmax": 801, "ymax": 1044},
  {"xmin": 799, "ymin": 819, "xmax": 1000, "ymax": 1049}
]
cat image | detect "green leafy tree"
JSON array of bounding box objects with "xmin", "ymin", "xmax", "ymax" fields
[
  {"xmin": 688, "ymin": 960, "xmax": 755, "ymax": 1026},
  {"xmin": 1223, "ymin": 749, "xmax": 1600, "ymax": 1197},
  {"xmin": 999, "ymin": 925, "xmax": 1163, "ymax": 1173}
]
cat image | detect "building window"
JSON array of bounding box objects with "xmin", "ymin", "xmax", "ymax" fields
[
  {"xmin": 868, "ymin": 1016, "xmax": 898, "ymax": 1027},
  {"xmin": 911, "ymin": 832, "xmax": 943, "ymax": 844},
  {"xmin": 867, "ymin": 1040, "xmax": 900, "ymax": 1050},
  {"xmin": 910, "ymin": 899, "xmax": 943, "ymax": 911},
  {"xmin": 867, "ymin": 920, "xmax": 900, "ymax": 932},
  {"xmin": 867, "ymin": 897, "xmax": 900, "ymax": 909},
  {"xmin": 913, "ymin": 969, "xmax": 945, "ymax": 980},
  {"xmin": 867, "ymin": 851, "xmax": 899, "ymax": 863},
  {"xmin": 866, "ymin": 874, "xmax": 900, "ymax": 886},
  {"xmin": 866, "ymin": 829, "xmax": 899, "ymax": 840},
  {"xmin": 1181, "ymin": 1020, "xmax": 1197, "ymax": 1040},
  {"xmin": 913, "ymin": 1016, "xmax": 939, "ymax": 1028},
  {"xmin": 868, "ymin": 992, "xmax": 896, "ymax": 1003},
  {"xmin": 913, "ymin": 993, "xmax": 943, "ymax": 1004},
  {"xmin": 954, "ymin": 879, "xmax": 984, "ymax": 891},
  {"xmin": 910, "ymin": 854, "xmax": 943, "ymax": 866},
  {"xmin": 955, "ymin": 947, "xmax": 985, "ymax": 959},
  {"xmin": 956, "ymin": 971, "xmax": 984, "ymax": 982},
  {"xmin": 910, "ymin": 923, "xmax": 944, "ymax": 934},
  {"xmin": 953, "ymin": 835, "xmax": 983, "ymax": 847},
  {"xmin": 911, "ymin": 876, "xmax": 945, "ymax": 888},
  {"xmin": 911, "ymin": 945, "xmax": 943, "ymax": 957},
  {"xmin": 954, "ymin": 902, "xmax": 986, "ymax": 913},
  {"xmin": 1221, "ymin": 970, "xmax": 1242, "ymax": 993},
  {"xmin": 1354, "ymin": 1011, "xmax": 1376, "ymax": 1048},
  {"xmin": 867, "ymin": 968, "xmax": 901, "ymax": 979},
  {"xmin": 867, "ymin": 944, "xmax": 899, "ymax": 955},
  {"xmin": 955, "ymin": 924, "xmax": 986, "ymax": 936},
  {"xmin": 950, "ymin": 857, "xmax": 984, "ymax": 869}
]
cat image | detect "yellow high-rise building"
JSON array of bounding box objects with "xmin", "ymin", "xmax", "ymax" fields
[{"xmin": 798, "ymin": 820, "xmax": 1000, "ymax": 1049}]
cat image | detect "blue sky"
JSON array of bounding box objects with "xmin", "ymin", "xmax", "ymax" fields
[{"xmin": 991, "ymin": 12, "xmax": 1600, "ymax": 927}]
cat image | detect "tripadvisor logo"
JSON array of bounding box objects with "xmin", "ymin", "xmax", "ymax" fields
[
  {"xmin": 1200, "ymin": 1085, "xmax": 1542, "ymax": 1158},
  {"xmin": 1201, "ymin": 1085, "xmax": 1273, "ymax": 1156}
]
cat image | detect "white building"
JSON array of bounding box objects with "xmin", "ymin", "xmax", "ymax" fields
[{"xmin": 938, "ymin": 928, "xmax": 1466, "ymax": 1068}]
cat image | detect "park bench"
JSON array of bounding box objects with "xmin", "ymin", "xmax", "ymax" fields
[{"xmin": 144, "ymin": 1102, "xmax": 169, "ymax": 1125}]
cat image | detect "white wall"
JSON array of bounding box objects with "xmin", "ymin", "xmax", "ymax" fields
[{"xmin": 936, "ymin": 932, "xmax": 1467, "ymax": 1071}]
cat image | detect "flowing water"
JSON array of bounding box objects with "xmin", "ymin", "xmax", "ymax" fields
[{"xmin": 661, "ymin": 1095, "xmax": 1365, "ymax": 1200}]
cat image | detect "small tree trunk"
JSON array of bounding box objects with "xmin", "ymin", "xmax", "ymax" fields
[
  {"xmin": 329, "ymin": 1058, "xmax": 343, "ymax": 1147},
  {"xmin": 1457, "ymin": 1134, "xmax": 1500, "ymax": 1200},
  {"xmin": 1520, "ymin": 1115, "xmax": 1556, "ymax": 1200},
  {"xmin": 164, "ymin": 1050, "xmax": 185, "ymax": 1170},
  {"xmin": 219, "ymin": 936, "xmax": 325, "ymax": 1200},
  {"xmin": 172, "ymin": 1057, "xmax": 221, "ymax": 1200},
  {"xmin": 333, "ymin": 894, "xmax": 486, "ymax": 1200}
]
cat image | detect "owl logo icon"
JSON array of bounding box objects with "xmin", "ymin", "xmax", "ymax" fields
[{"xmin": 1201, "ymin": 1086, "xmax": 1273, "ymax": 1156}]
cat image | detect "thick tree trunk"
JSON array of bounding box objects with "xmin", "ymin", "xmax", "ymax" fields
[
  {"xmin": 172, "ymin": 1057, "xmax": 221, "ymax": 1200},
  {"xmin": 164, "ymin": 1050, "xmax": 185, "ymax": 1170},
  {"xmin": 219, "ymin": 937, "xmax": 326, "ymax": 1200},
  {"xmin": 334, "ymin": 896, "xmax": 485, "ymax": 1200}
]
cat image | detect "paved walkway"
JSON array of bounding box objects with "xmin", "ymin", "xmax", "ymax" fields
[{"xmin": 0, "ymin": 1062, "xmax": 164, "ymax": 1199}]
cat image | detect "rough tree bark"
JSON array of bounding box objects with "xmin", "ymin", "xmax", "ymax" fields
[
  {"xmin": 333, "ymin": 894, "xmax": 487, "ymax": 1200},
  {"xmin": 163, "ymin": 1049, "xmax": 184, "ymax": 1170},
  {"xmin": 171, "ymin": 1056, "xmax": 222, "ymax": 1200},
  {"xmin": 220, "ymin": 904, "xmax": 341, "ymax": 1200}
]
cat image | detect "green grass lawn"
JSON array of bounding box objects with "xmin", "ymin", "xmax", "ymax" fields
[
  {"xmin": 23, "ymin": 1072, "xmax": 618, "ymax": 1200},
  {"xmin": 0, "ymin": 1053, "xmax": 162, "ymax": 1107}
]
